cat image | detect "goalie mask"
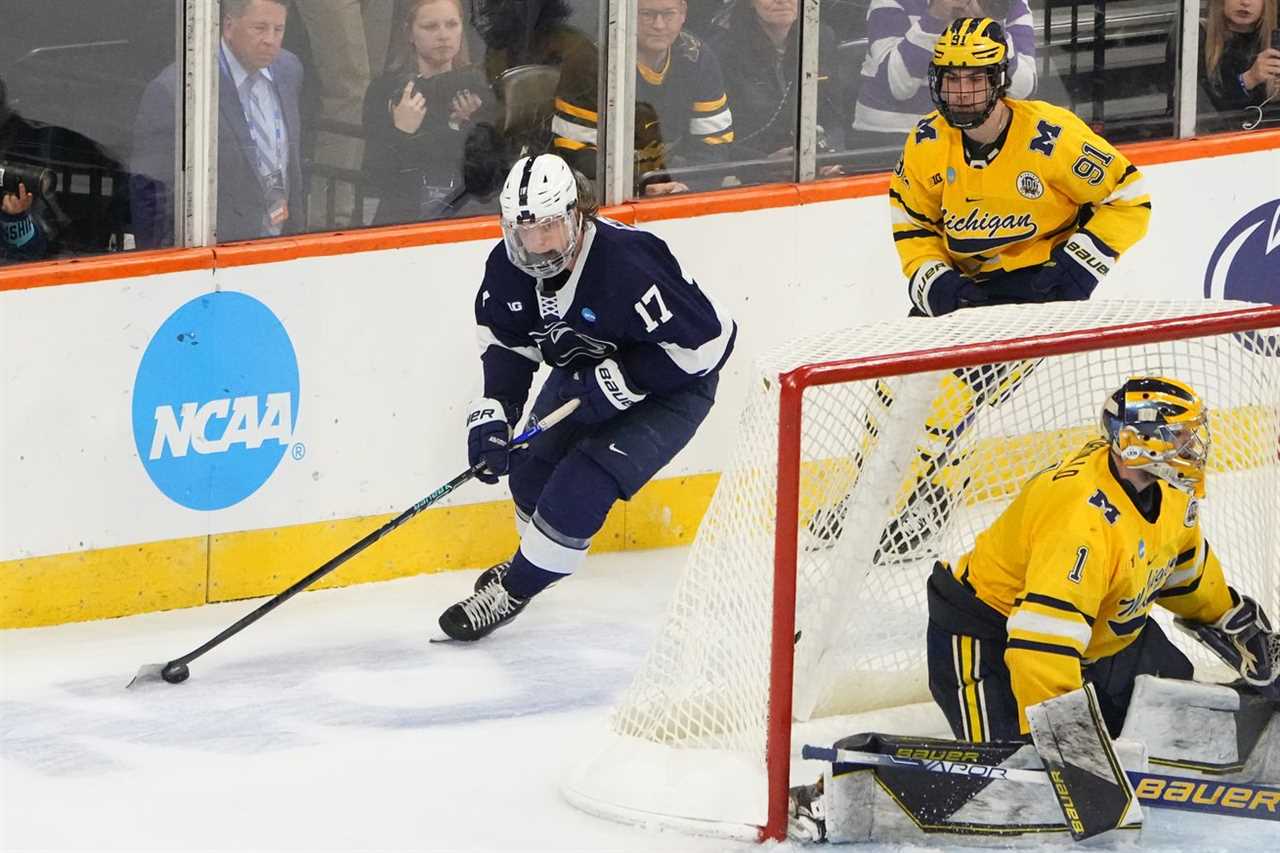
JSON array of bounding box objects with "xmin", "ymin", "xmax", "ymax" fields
[
  {"xmin": 1101, "ymin": 376, "xmax": 1210, "ymax": 498},
  {"xmin": 928, "ymin": 17, "xmax": 1010, "ymax": 130},
  {"xmin": 499, "ymin": 153, "xmax": 581, "ymax": 279}
]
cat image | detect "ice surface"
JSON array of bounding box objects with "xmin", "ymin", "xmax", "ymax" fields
[{"xmin": 1, "ymin": 548, "xmax": 1273, "ymax": 851}]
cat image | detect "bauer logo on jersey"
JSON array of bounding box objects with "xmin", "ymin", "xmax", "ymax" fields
[
  {"xmin": 942, "ymin": 208, "xmax": 1038, "ymax": 255},
  {"xmin": 132, "ymin": 292, "xmax": 300, "ymax": 511},
  {"xmin": 1016, "ymin": 171, "xmax": 1044, "ymax": 200}
]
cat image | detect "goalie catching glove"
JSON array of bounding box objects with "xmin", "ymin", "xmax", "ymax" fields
[
  {"xmin": 1178, "ymin": 588, "xmax": 1280, "ymax": 700},
  {"xmin": 465, "ymin": 397, "xmax": 511, "ymax": 484}
]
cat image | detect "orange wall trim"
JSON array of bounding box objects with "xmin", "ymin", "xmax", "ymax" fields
[{"xmin": 2, "ymin": 128, "xmax": 1276, "ymax": 294}]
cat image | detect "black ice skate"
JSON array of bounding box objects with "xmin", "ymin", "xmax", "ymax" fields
[
  {"xmin": 438, "ymin": 575, "xmax": 528, "ymax": 641},
  {"xmin": 788, "ymin": 778, "xmax": 827, "ymax": 842},
  {"xmin": 473, "ymin": 560, "xmax": 510, "ymax": 592},
  {"xmin": 873, "ymin": 480, "xmax": 956, "ymax": 564}
]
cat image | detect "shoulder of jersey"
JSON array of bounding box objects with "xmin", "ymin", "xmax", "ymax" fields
[
  {"xmin": 904, "ymin": 111, "xmax": 951, "ymax": 152},
  {"xmin": 1031, "ymin": 442, "xmax": 1113, "ymax": 503},
  {"xmin": 592, "ymin": 219, "xmax": 670, "ymax": 282},
  {"xmin": 675, "ymin": 30, "xmax": 706, "ymax": 63},
  {"xmin": 1011, "ymin": 99, "xmax": 1095, "ymax": 142}
]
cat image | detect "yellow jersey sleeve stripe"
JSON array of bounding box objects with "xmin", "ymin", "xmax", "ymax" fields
[
  {"xmin": 693, "ymin": 94, "xmax": 727, "ymax": 112},
  {"xmin": 553, "ymin": 137, "xmax": 589, "ymax": 151},
  {"xmin": 889, "ymin": 189, "xmax": 938, "ymax": 226},
  {"xmin": 1014, "ymin": 592, "xmax": 1096, "ymax": 624},
  {"xmin": 702, "ymin": 131, "xmax": 734, "ymax": 144},
  {"xmin": 554, "ymin": 97, "xmax": 598, "ymax": 122},
  {"xmin": 1007, "ymin": 637, "xmax": 1082, "ymax": 658}
]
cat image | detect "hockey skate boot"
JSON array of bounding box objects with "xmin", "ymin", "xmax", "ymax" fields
[
  {"xmin": 873, "ymin": 480, "xmax": 956, "ymax": 564},
  {"xmin": 787, "ymin": 778, "xmax": 827, "ymax": 842},
  {"xmin": 439, "ymin": 575, "xmax": 528, "ymax": 641},
  {"xmin": 473, "ymin": 560, "xmax": 511, "ymax": 592}
]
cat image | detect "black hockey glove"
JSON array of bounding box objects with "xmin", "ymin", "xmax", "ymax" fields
[
  {"xmin": 1031, "ymin": 233, "xmax": 1114, "ymax": 302},
  {"xmin": 908, "ymin": 261, "xmax": 986, "ymax": 317},
  {"xmin": 465, "ymin": 397, "xmax": 511, "ymax": 484},
  {"xmin": 1180, "ymin": 588, "xmax": 1280, "ymax": 700},
  {"xmin": 559, "ymin": 357, "xmax": 647, "ymax": 424}
]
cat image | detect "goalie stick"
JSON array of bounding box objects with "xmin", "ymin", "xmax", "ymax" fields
[
  {"xmin": 127, "ymin": 399, "xmax": 580, "ymax": 689},
  {"xmin": 801, "ymin": 744, "xmax": 1280, "ymax": 823}
]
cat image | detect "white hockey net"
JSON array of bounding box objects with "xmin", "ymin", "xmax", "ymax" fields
[{"xmin": 565, "ymin": 300, "xmax": 1280, "ymax": 840}]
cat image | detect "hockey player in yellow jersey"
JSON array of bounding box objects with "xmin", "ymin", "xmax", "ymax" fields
[
  {"xmin": 833, "ymin": 17, "xmax": 1156, "ymax": 569},
  {"xmin": 926, "ymin": 376, "xmax": 1280, "ymax": 742},
  {"xmin": 890, "ymin": 17, "xmax": 1151, "ymax": 316}
]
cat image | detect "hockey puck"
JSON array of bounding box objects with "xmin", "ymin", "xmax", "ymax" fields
[{"xmin": 161, "ymin": 663, "xmax": 190, "ymax": 684}]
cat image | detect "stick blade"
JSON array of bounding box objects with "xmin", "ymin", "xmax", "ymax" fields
[{"xmin": 127, "ymin": 663, "xmax": 167, "ymax": 689}]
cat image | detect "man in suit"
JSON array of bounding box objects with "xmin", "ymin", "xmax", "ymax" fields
[{"xmin": 131, "ymin": 0, "xmax": 304, "ymax": 247}]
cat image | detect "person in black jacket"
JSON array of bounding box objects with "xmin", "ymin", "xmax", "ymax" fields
[
  {"xmin": 708, "ymin": 0, "xmax": 846, "ymax": 166},
  {"xmin": 362, "ymin": 0, "xmax": 498, "ymax": 224},
  {"xmin": 1197, "ymin": 0, "xmax": 1280, "ymax": 127}
]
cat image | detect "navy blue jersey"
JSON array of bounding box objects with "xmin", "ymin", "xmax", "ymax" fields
[{"xmin": 476, "ymin": 217, "xmax": 736, "ymax": 424}]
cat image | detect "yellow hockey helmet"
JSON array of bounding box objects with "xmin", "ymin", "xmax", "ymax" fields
[
  {"xmin": 928, "ymin": 17, "xmax": 1010, "ymax": 129},
  {"xmin": 1101, "ymin": 376, "xmax": 1211, "ymax": 498}
]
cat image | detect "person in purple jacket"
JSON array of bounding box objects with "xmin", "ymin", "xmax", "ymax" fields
[{"xmin": 850, "ymin": 0, "xmax": 1036, "ymax": 153}]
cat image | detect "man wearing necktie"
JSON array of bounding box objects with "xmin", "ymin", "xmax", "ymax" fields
[{"xmin": 131, "ymin": 0, "xmax": 305, "ymax": 246}]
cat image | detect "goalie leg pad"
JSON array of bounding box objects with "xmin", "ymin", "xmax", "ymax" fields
[{"xmin": 1027, "ymin": 684, "xmax": 1143, "ymax": 840}]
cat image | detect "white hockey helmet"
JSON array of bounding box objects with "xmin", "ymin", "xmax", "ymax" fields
[{"xmin": 499, "ymin": 154, "xmax": 581, "ymax": 278}]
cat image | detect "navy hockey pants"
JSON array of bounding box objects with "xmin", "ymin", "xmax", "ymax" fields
[{"xmin": 508, "ymin": 371, "xmax": 718, "ymax": 537}]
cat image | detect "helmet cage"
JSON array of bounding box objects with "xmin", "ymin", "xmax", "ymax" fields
[
  {"xmin": 501, "ymin": 208, "xmax": 580, "ymax": 279},
  {"xmin": 928, "ymin": 62, "xmax": 1008, "ymax": 130}
]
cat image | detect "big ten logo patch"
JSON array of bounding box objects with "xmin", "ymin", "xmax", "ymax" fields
[
  {"xmin": 132, "ymin": 292, "xmax": 300, "ymax": 510},
  {"xmin": 1204, "ymin": 199, "xmax": 1280, "ymax": 356}
]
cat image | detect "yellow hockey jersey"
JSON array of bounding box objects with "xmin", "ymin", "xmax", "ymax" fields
[
  {"xmin": 889, "ymin": 99, "xmax": 1151, "ymax": 284},
  {"xmin": 952, "ymin": 440, "xmax": 1233, "ymax": 732}
]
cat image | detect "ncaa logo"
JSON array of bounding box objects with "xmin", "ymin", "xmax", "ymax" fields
[
  {"xmin": 1204, "ymin": 199, "xmax": 1280, "ymax": 354},
  {"xmin": 132, "ymin": 292, "xmax": 300, "ymax": 510}
]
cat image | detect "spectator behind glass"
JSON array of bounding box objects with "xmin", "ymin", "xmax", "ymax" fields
[
  {"xmin": 553, "ymin": 0, "xmax": 735, "ymax": 196},
  {"xmin": 472, "ymin": 0, "xmax": 598, "ymax": 158},
  {"xmin": 710, "ymin": 0, "xmax": 848, "ymax": 165},
  {"xmin": 1199, "ymin": 0, "xmax": 1280, "ymax": 121},
  {"xmin": 362, "ymin": 0, "xmax": 498, "ymax": 224},
  {"xmin": 0, "ymin": 76, "xmax": 54, "ymax": 264},
  {"xmin": 293, "ymin": 0, "xmax": 395, "ymax": 228},
  {"xmin": 131, "ymin": 0, "xmax": 305, "ymax": 247},
  {"xmin": 851, "ymin": 0, "xmax": 1035, "ymax": 152}
]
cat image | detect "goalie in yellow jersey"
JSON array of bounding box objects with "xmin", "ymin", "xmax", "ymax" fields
[
  {"xmin": 788, "ymin": 377, "xmax": 1280, "ymax": 842},
  {"xmin": 890, "ymin": 16, "xmax": 1151, "ymax": 315},
  {"xmin": 926, "ymin": 376, "xmax": 1280, "ymax": 743}
]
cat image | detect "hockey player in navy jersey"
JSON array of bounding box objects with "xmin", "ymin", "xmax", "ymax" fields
[{"xmin": 438, "ymin": 153, "xmax": 737, "ymax": 641}]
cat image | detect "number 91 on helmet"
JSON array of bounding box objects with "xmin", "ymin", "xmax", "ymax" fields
[
  {"xmin": 1101, "ymin": 376, "xmax": 1211, "ymax": 499},
  {"xmin": 499, "ymin": 154, "xmax": 582, "ymax": 279}
]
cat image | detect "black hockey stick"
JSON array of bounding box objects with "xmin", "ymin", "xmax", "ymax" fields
[
  {"xmin": 127, "ymin": 399, "xmax": 580, "ymax": 688},
  {"xmin": 803, "ymin": 745, "xmax": 1280, "ymax": 823}
]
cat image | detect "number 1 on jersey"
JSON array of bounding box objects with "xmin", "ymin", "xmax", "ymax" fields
[
  {"xmin": 635, "ymin": 284, "xmax": 674, "ymax": 332},
  {"xmin": 1068, "ymin": 546, "xmax": 1088, "ymax": 584}
]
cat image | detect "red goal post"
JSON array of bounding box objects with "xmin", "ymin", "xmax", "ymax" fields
[{"xmin": 566, "ymin": 300, "xmax": 1280, "ymax": 843}]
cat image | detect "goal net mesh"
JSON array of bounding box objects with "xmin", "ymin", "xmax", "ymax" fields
[{"xmin": 580, "ymin": 300, "xmax": 1280, "ymax": 831}]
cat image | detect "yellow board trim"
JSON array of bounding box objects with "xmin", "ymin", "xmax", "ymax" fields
[{"xmin": 0, "ymin": 472, "xmax": 720, "ymax": 628}]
